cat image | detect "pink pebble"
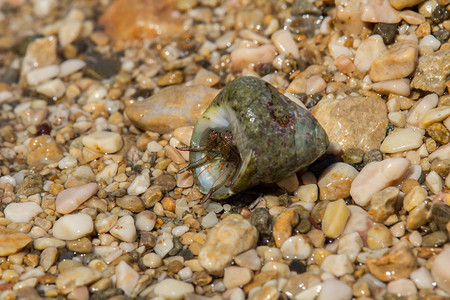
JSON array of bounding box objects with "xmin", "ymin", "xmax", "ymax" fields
[{"xmin": 55, "ymin": 182, "xmax": 98, "ymax": 214}]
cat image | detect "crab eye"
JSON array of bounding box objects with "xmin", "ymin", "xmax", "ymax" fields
[{"xmin": 209, "ymin": 130, "xmax": 218, "ymax": 140}]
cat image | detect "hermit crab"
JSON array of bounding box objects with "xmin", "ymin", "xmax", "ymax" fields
[{"xmin": 181, "ymin": 76, "xmax": 329, "ymax": 202}]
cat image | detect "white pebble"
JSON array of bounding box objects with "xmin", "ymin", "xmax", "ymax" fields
[
  {"xmin": 354, "ymin": 35, "xmax": 386, "ymax": 72},
  {"xmin": 154, "ymin": 232, "xmax": 173, "ymax": 258},
  {"xmin": 318, "ymin": 278, "xmax": 352, "ymax": 300},
  {"xmin": 96, "ymin": 163, "xmax": 118, "ymax": 182},
  {"xmin": 432, "ymin": 247, "xmax": 450, "ymax": 294},
  {"xmin": 58, "ymin": 19, "xmax": 83, "ymax": 47},
  {"xmin": 32, "ymin": 0, "xmax": 57, "ymax": 17},
  {"xmin": 55, "ymin": 182, "xmax": 98, "ymax": 214},
  {"xmin": 143, "ymin": 252, "xmax": 162, "ymax": 268},
  {"xmin": 419, "ymin": 35, "xmax": 441, "ymax": 51},
  {"xmin": 420, "ymin": 106, "xmax": 450, "ymax": 127},
  {"xmin": 36, "ymin": 78, "xmax": 66, "ymax": 98},
  {"xmin": 175, "ymin": 198, "xmax": 189, "ymax": 219},
  {"xmin": 407, "ymin": 94, "xmax": 438, "ymax": 126},
  {"xmin": 154, "ymin": 279, "xmax": 194, "ymax": 300},
  {"xmin": 82, "ymin": 131, "xmax": 123, "ymax": 154},
  {"xmin": 135, "ymin": 211, "xmax": 156, "ymax": 231},
  {"xmin": 306, "ymin": 75, "xmax": 326, "ymax": 95},
  {"xmin": 4, "ymin": 202, "xmax": 43, "ymax": 223},
  {"xmin": 178, "ymin": 267, "xmax": 192, "ymax": 281},
  {"xmin": 52, "ymin": 214, "xmax": 93, "ymax": 240},
  {"xmin": 58, "ymin": 156, "xmax": 77, "ymax": 169},
  {"xmin": 110, "ymin": 215, "xmax": 137, "ymax": 242},
  {"xmin": 280, "ymin": 235, "xmax": 312, "ymax": 260},
  {"xmin": 223, "ymin": 266, "xmax": 253, "ymax": 289},
  {"xmin": 425, "ymin": 170, "xmax": 443, "ymax": 195},
  {"xmin": 337, "ymin": 232, "xmax": 363, "ymax": 262},
  {"xmin": 295, "ymin": 184, "xmax": 318, "ymax": 202},
  {"xmin": 172, "ymin": 225, "xmax": 189, "ymax": 237},
  {"xmin": 429, "ymin": 143, "xmax": 450, "ymax": 161},
  {"xmin": 380, "ymin": 128, "xmax": 423, "ymax": 153},
  {"xmin": 201, "ymin": 211, "xmax": 219, "ymax": 228},
  {"xmin": 127, "ymin": 173, "xmax": 150, "ymax": 196},
  {"xmin": 350, "ymin": 158, "xmax": 410, "ymax": 206},
  {"xmin": 387, "ymin": 278, "xmax": 417, "ymax": 297},
  {"xmin": 59, "ymin": 59, "xmax": 86, "ymax": 77},
  {"xmin": 26, "ymin": 65, "xmax": 59, "ymax": 85},
  {"xmin": 410, "ymin": 267, "xmax": 434, "ymax": 290},
  {"xmin": 115, "ymin": 261, "xmax": 139, "ymax": 296},
  {"xmin": 320, "ymin": 254, "xmax": 354, "ymax": 277},
  {"xmin": 271, "ymin": 29, "xmax": 299, "ymax": 59},
  {"xmin": 372, "ymin": 79, "xmax": 411, "ymax": 96},
  {"xmin": 147, "ymin": 141, "xmax": 163, "ymax": 152}
]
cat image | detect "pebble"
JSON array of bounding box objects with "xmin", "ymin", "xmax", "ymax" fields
[
  {"xmin": 110, "ymin": 215, "xmax": 137, "ymax": 242},
  {"xmin": 372, "ymin": 78, "xmax": 411, "ymax": 97},
  {"xmin": 427, "ymin": 122, "xmax": 450, "ymax": 144},
  {"xmin": 380, "ymin": 128, "xmax": 423, "ymax": 153},
  {"xmin": 0, "ymin": 231, "xmax": 31, "ymax": 256},
  {"xmin": 430, "ymin": 203, "xmax": 450, "ymax": 232},
  {"xmin": 420, "ymin": 106, "xmax": 450, "ymax": 128},
  {"xmin": 125, "ymin": 84, "xmax": 219, "ymax": 134},
  {"xmin": 280, "ymin": 235, "xmax": 312, "ymax": 260},
  {"xmin": 361, "ymin": 0, "xmax": 401, "ymax": 24},
  {"xmin": 294, "ymin": 184, "xmax": 318, "ymax": 202},
  {"xmin": 56, "ymin": 266, "xmax": 101, "ymax": 294},
  {"xmin": 34, "ymin": 237, "xmax": 65, "ymax": 250},
  {"xmin": 201, "ymin": 211, "xmax": 219, "ymax": 228},
  {"xmin": 350, "ymin": 158, "xmax": 411, "ymax": 206},
  {"xmin": 230, "ymin": 44, "xmax": 277, "ymax": 72},
  {"xmin": 403, "ymin": 185, "xmax": 427, "ymax": 212},
  {"xmin": 321, "ymin": 254, "xmax": 354, "ymax": 277},
  {"xmin": 272, "ymin": 209, "xmax": 298, "ymax": 247},
  {"xmin": 27, "ymin": 135, "xmax": 64, "ymax": 167},
  {"xmin": 66, "ymin": 237, "xmax": 92, "ymax": 253},
  {"xmin": 390, "ymin": 0, "xmax": 425, "ymax": 10},
  {"xmin": 312, "ymin": 96, "xmax": 388, "ymax": 152},
  {"xmin": 36, "ymin": 78, "xmax": 66, "ymax": 98},
  {"xmin": 94, "ymin": 213, "xmax": 118, "ymax": 234},
  {"xmin": 354, "ymin": 35, "xmax": 387, "ymax": 72},
  {"xmin": 135, "ymin": 211, "xmax": 156, "ymax": 231},
  {"xmin": 26, "ymin": 64, "xmax": 59, "ymax": 85},
  {"xmin": 410, "ymin": 266, "xmax": 434, "ymax": 290},
  {"xmin": 366, "ymin": 242, "xmax": 416, "ymax": 281},
  {"xmin": 82, "ymin": 131, "xmax": 123, "ymax": 153},
  {"xmin": 250, "ymin": 207, "xmax": 272, "ymax": 237},
  {"xmin": 115, "ymin": 261, "xmax": 139, "ymax": 296},
  {"xmin": 192, "ymin": 68, "xmax": 220, "ymax": 86},
  {"xmin": 366, "ymin": 224, "xmax": 393, "ymax": 249},
  {"xmin": 321, "ymin": 199, "xmax": 350, "ymax": 238},
  {"xmin": 422, "ymin": 230, "xmax": 448, "ymax": 247},
  {"xmin": 338, "ymin": 232, "xmax": 363, "ymax": 262},
  {"xmin": 127, "ymin": 173, "xmax": 150, "ymax": 196},
  {"xmin": 399, "ymin": 9, "xmax": 426, "ymax": 25},
  {"xmin": 368, "ymin": 186, "xmax": 399, "ymax": 222},
  {"xmin": 407, "ymin": 93, "xmax": 439, "ymax": 126},
  {"xmin": 271, "ymin": 29, "xmax": 299, "ymax": 60},
  {"xmin": 234, "ymin": 249, "xmax": 262, "ymax": 271},
  {"xmin": 198, "ymin": 214, "xmax": 258, "ymax": 276},
  {"xmin": 142, "ymin": 252, "xmax": 162, "ymax": 268},
  {"xmin": 318, "ymin": 278, "xmax": 352, "ymax": 300},
  {"xmin": 59, "ymin": 59, "xmax": 86, "ymax": 77},
  {"xmin": 387, "ymin": 278, "xmax": 417, "ymax": 296},
  {"xmin": 223, "ymin": 266, "xmax": 253, "ymax": 289},
  {"xmin": 429, "ymin": 143, "xmax": 450, "ymax": 160},
  {"xmin": 411, "ymin": 49, "xmax": 450, "ymax": 95},
  {"xmin": 153, "ymin": 278, "xmax": 194, "ymax": 300},
  {"xmin": 425, "ymin": 170, "xmax": 443, "ymax": 194},
  {"xmin": 369, "ymin": 39, "xmax": 418, "ymax": 82},
  {"xmin": 154, "ymin": 232, "xmax": 174, "ymax": 258},
  {"xmin": 317, "ymin": 162, "xmax": 359, "ymax": 201},
  {"xmin": 373, "ymin": 23, "xmax": 397, "ymax": 45},
  {"xmin": 4, "ymin": 202, "xmax": 43, "ymax": 223},
  {"xmin": 52, "ymin": 214, "xmax": 94, "ymax": 240},
  {"xmin": 431, "ymin": 247, "xmax": 450, "ymax": 293},
  {"xmin": 55, "ymin": 183, "xmax": 98, "ymax": 214},
  {"xmin": 406, "ymin": 202, "xmax": 427, "ymax": 230}
]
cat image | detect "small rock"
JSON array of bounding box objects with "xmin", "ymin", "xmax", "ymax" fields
[
  {"xmin": 425, "ymin": 170, "xmax": 443, "ymax": 194},
  {"xmin": 248, "ymin": 285, "xmax": 279, "ymax": 300},
  {"xmin": 421, "ymin": 106, "xmax": 450, "ymax": 128},
  {"xmin": 350, "ymin": 158, "xmax": 411, "ymax": 206},
  {"xmin": 389, "ymin": 0, "xmax": 425, "ymax": 10},
  {"xmin": 0, "ymin": 230, "xmax": 31, "ymax": 256},
  {"xmin": 116, "ymin": 195, "xmax": 145, "ymax": 212},
  {"xmin": 369, "ymin": 39, "xmax": 418, "ymax": 82},
  {"xmin": 317, "ymin": 162, "xmax": 359, "ymax": 201},
  {"xmin": 21, "ymin": 36, "xmax": 58, "ymax": 81},
  {"xmin": 372, "ymin": 79, "xmax": 411, "ymax": 97},
  {"xmin": 94, "ymin": 213, "xmax": 118, "ymax": 234},
  {"xmin": 82, "ymin": 131, "xmax": 123, "ymax": 154},
  {"xmin": 273, "ymin": 209, "xmax": 299, "ymax": 248},
  {"xmin": 201, "ymin": 211, "xmax": 219, "ymax": 228},
  {"xmin": 142, "ymin": 252, "xmax": 162, "ymax": 268},
  {"xmin": 230, "ymin": 44, "xmax": 277, "ymax": 72},
  {"xmin": 59, "ymin": 59, "xmax": 86, "ymax": 77},
  {"xmin": 431, "ymin": 247, "xmax": 450, "ymax": 293},
  {"xmin": 321, "ymin": 254, "xmax": 354, "ymax": 277},
  {"xmin": 250, "ymin": 207, "xmax": 272, "ymax": 236},
  {"xmin": 115, "ymin": 261, "xmax": 139, "ymax": 296},
  {"xmin": 338, "ymin": 232, "xmax": 363, "ymax": 262},
  {"xmin": 294, "ymin": 184, "xmax": 318, "ymax": 202},
  {"xmin": 153, "ymin": 278, "xmax": 194, "ymax": 300},
  {"xmin": 52, "ymin": 214, "xmax": 93, "ymax": 240},
  {"xmin": 281, "ymin": 235, "xmax": 312, "ymax": 260},
  {"xmin": 198, "ymin": 214, "xmax": 258, "ymax": 276},
  {"xmin": 366, "ymin": 224, "xmax": 393, "ymax": 249},
  {"xmin": 223, "ymin": 266, "xmax": 253, "ymax": 289},
  {"xmin": 192, "ymin": 69, "xmax": 220, "ymax": 87},
  {"xmin": 430, "ymin": 203, "xmax": 450, "ymax": 232},
  {"xmin": 36, "ymin": 78, "xmax": 66, "ymax": 98},
  {"xmin": 4, "ymin": 202, "xmax": 43, "ymax": 223},
  {"xmin": 26, "ymin": 65, "xmax": 59, "ymax": 86},
  {"xmin": 125, "ymin": 84, "xmax": 219, "ymax": 134},
  {"xmin": 410, "ymin": 267, "xmax": 434, "ymax": 290},
  {"xmin": 83, "ymin": 52, "xmax": 121, "ymax": 80},
  {"xmin": 66, "ymin": 237, "xmax": 93, "ymax": 253},
  {"xmin": 282, "ymin": 272, "xmax": 321, "ymax": 298},
  {"xmin": 154, "ymin": 232, "xmax": 173, "ymax": 258},
  {"xmin": 403, "ymin": 185, "xmax": 427, "ymax": 212},
  {"xmin": 27, "ymin": 135, "xmax": 63, "ymax": 167},
  {"xmin": 40, "ymin": 246, "xmax": 58, "ymax": 271},
  {"xmin": 380, "ymin": 128, "xmax": 423, "ymax": 153},
  {"xmin": 373, "ymin": 23, "xmax": 397, "ymax": 45},
  {"xmin": 312, "ymin": 96, "xmax": 388, "ymax": 152},
  {"xmin": 368, "ymin": 186, "xmax": 399, "ymax": 222},
  {"xmin": 387, "ymin": 278, "xmax": 417, "ymax": 297},
  {"xmin": 411, "ymin": 49, "xmax": 450, "ymax": 95},
  {"xmin": 322, "ymin": 199, "xmax": 350, "ymax": 238},
  {"xmin": 271, "ymin": 29, "xmax": 300, "ymax": 60},
  {"xmin": 361, "ymin": 0, "xmax": 401, "ymax": 24},
  {"xmin": 318, "ymin": 278, "xmax": 352, "ymax": 300},
  {"xmin": 367, "ymin": 242, "xmax": 416, "ymax": 281},
  {"xmin": 56, "ymin": 266, "xmax": 101, "ymax": 294},
  {"xmin": 407, "ymin": 93, "xmax": 439, "ymax": 126},
  {"xmin": 110, "ymin": 215, "xmax": 137, "ymax": 242},
  {"xmin": 422, "ymin": 230, "xmax": 448, "ymax": 247},
  {"xmin": 354, "ymin": 35, "xmax": 387, "ymax": 72},
  {"xmin": 426, "ymin": 122, "xmax": 449, "ymax": 144},
  {"xmin": 406, "ymin": 202, "xmax": 427, "ymax": 230},
  {"xmin": 135, "ymin": 210, "xmax": 156, "ymax": 231},
  {"xmin": 56, "ymin": 183, "xmax": 98, "ymax": 214},
  {"xmin": 234, "ymin": 249, "xmax": 261, "ymax": 271},
  {"xmin": 157, "ymin": 71, "xmax": 184, "ymax": 86}
]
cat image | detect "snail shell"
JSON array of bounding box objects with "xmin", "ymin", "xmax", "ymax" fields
[{"xmin": 189, "ymin": 76, "xmax": 329, "ymax": 200}]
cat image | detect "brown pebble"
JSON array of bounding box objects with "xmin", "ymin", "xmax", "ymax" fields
[
  {"xmin": 401, "ymin": 179, "xmax": 420, "ymax": 194},
  {"xmin": 192, "ymin": 270, "xmax": 212, "ymax": 286},
  {"xmin": 427, "ymin": 123, "xmax": 450, "ymax": 144},
  {"xmin": 66, "ymin": 237, "xmax": 93, "ymax": 253},
  {"xmin": 116, "ymin": 195, "xmax": 145, "ymax": 212},
  {"xmin": 430, "ymin": 158, "xmax": 450, "ymax": 177},
  {"xmin": 157, "ymin": 71, "xmax": 184, "ymax": 86},
  {"xmin": 272, "ymin": 209, "xmax": 299, "ymax": 248},
  {"xmin": 168, "ymin": 260, "xmax": 184, "ymax": 274},
  {"xmin": 24, "ymin": 254, "xmax": 40, "ymax": 267},
  {"xmin": 139, "ymin": 231, "xmax": 156, "ymax": 249}
]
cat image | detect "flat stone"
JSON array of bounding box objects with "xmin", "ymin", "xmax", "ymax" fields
[
  {"xmin": 0, "ymin": 230, "xmax": 31, "ymax": 256},
  {"xmin": 389, "ymin": 0, "xmax": 425, "ymax": 10},
  {"xmin": 223, "ymin": 266, "xmax": 253, "ymax": 289},
  {"xmin": 380, "ymin": 128, "xmax": 423, "ymax": 153},
  {"xmin": 125, "ymin": 84, "xmax": 219, "ymax": 134},
  {"xmin": 99, "ymin": 0, "xmax": 185, "ymax": 47},
  {"xmin": 56, "ymin": 266, "xmax": 101, "ymax": 294},
  {"xmin": 56, "ymin": 183, "xmax": 98, "ymax": 214},
  {"xmin": 321, "ymin": 254, "xmax": 354, "ymax": 277},
  {"xmin": 369, "ymin": 40, "xmax": 418, "ymax": 82},
  {"xmin": 312, "ymin": 96, "xmax": 388, "ymax": 152},
  {"xmin": 4, "ymin": 202, "xmax": 43, "ymax": 223},
  {"xmin": 153, "ymin": 279, "xmax": 194, "ymax": 300},
  {"xmin": 82, "ymin": 131, "xmax": 123, "ymax": 154},
  {"xmin": 198, "ymin": 214, "xmax": 258, "ymax": 276},
  {"xmin": 411, "ymin": 49, "xmax": 450, "ymax": 95},
  {"xmin": 322, "ymin": 199, "xmax": 350, "ymax": 238},
  {"xmin": 52, "ymin": 214, "xmax": 94, "ymax": 240}
]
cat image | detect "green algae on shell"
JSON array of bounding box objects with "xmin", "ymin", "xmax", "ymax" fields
[{"xmin": 188, "ymin": 76, "xmax": 329, "ymax": 200}]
